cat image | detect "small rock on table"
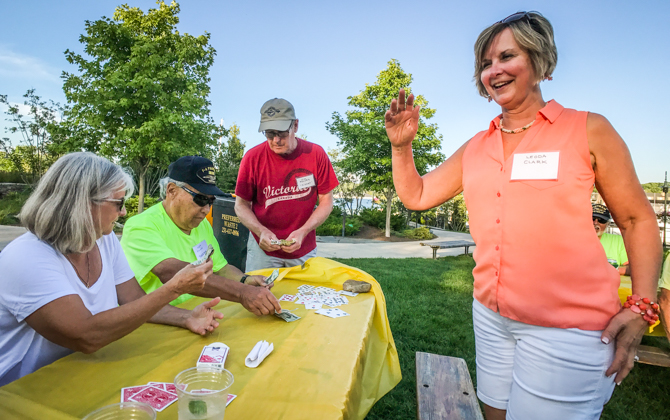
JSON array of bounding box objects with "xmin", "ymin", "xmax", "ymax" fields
[{"xmin": 343, "ymin": 280, "xmax": 371, "ymax": 293}]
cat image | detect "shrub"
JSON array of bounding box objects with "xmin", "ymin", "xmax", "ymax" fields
[
  {"xmin": 400, "ymin": 227, "xmax": 436, "ymax": 240},
  {"xmin": 316, "ymin": 214, "xmax": 362, "ymax": 236},
  {"xmin": 118, "ymin": 195, "xmax": 160, "ymax": 225},
  {"xmin": 359, "ymin": 208, "xmax": 404, "ymax": 231},
  {"xmin": 0, "ymin": 189, "xmax": 31, "ymax": 225}
]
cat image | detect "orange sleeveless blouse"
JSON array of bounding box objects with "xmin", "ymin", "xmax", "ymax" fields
[{"xmin": 462, "ymin": 100, "xmax": 620, "ymax": 330}]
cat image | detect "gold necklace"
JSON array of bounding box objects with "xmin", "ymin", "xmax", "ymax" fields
[
  {"xmin": 67, "ymin": 251, "xmax": 92, "ymax": 288},
  {"xmin": 500, "ymin": 118, "xmax": 535, "ymax": 134}
]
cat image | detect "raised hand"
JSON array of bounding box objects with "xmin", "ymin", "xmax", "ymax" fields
[
  {"xmin": 385, "ymin": 88, "xmax": 421, "ymax": 149},
  {"xmin": 167, "ymin": 259, "xmax": 213, "ymax": 296},
  {"xmin": 185, "ymin": 297, "xmax": 224, "ymax": 335}
]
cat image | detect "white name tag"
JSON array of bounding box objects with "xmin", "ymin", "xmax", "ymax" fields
[
  {"xmin": 510, "ymin": 152, "xmax": 560, "ymax": 180},
  {"xmin": 193, "ymin": 240, "xmax": 208, "ymax": 260},
  {"xmin": 296, "ymin": 174, "xmax": 316, "ymax": 189}
]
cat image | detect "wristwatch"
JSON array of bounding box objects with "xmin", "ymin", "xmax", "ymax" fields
[{"xmin": 240, "ymin": 274, "xmax": 249, "ymax": 283}]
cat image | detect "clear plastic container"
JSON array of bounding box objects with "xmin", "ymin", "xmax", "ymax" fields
[
  {"xmin": 82, "ymin": 402, "xmax": 156, "ymax": 420},
  {"xmin": 174, "ymin": 367, "xmax": 234, "ymax": 420}
]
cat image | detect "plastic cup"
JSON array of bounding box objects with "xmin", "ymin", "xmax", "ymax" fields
[
  {"xmin": 82, "ymin": 402, "xmax": 156, "ymax": 420},
  {"xmin": 174, "ymin": 367, "xmax": 234, "ymax": 420}
]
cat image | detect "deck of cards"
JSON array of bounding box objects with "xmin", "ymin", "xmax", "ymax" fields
[{"xmin": 196, "ymin": 342, "xmax": 230, "ymax": 370}]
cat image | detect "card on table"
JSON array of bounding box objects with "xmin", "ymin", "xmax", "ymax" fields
[
  {"xmin": 279, "ymin": 294, "xmax": 296, "ymax": 302},
  {"xmin": 316, "ymin": 308, "xmax": 350, "ymax": 318},
  {"xmin": 297, "ymin": 284, "xmax": 315, "ymax": 292},
  {"xmin": 304, "ymin": 301, "xmax": 322, "ymax": 310},
  {"xmin": 339, "ymin": 290, "xmax": 359, "ymax": 297},
  {"xmin": 148, "ymin": 382, "xmax": 178, "ymax": 395},
  {"xmin": 121, "ymin": 385, "xmax": 149, "ymax": 402},
  {"xmin": 129, "ymin": 385, "xmax": 178, "ymax": 412},
  {"xmin": 197, "ymin": 342, "xmax": 229, "ymax": 369},
  {"xmin": 227, "ymin": 394, "xmax": 237, "ymax": 406}
]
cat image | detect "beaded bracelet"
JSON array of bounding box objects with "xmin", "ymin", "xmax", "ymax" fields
[{"xmin": 623, "ymin": 294, "xmax": 660, "ymax": 325}]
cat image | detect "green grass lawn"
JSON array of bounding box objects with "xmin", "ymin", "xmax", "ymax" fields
[
  {"xmin": 0, "ymin": 190, "xmax": 31, "ymax": 225},
  {"xmin": 332, "ymin": 256, "xmax": 670, "ymax": 420}
]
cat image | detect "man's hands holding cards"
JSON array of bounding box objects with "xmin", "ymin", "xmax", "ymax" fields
[{"xmin": 167, "ymin": 259, "xmax": 212, "ymax": 296}]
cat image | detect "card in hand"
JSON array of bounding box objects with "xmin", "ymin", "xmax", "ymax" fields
[
  {"xmin": 129, "ymin": 385, "xmax": 178, "ymax": 411},
  {"xmin": 274, "ymin": 310, "xmax": 301, "ymax": 322}
]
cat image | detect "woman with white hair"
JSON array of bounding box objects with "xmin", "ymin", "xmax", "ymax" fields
[
  {"xmin": 386, "ymin": 11, "xmax": 661, "ymax": 420},
  {"xmin": 0, "ymin": 152, "xmax": 223, "ymax": 386}
]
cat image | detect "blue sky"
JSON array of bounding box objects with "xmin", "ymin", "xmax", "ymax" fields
[{"xmin": 1, "ymin": 0, "xmax": 668, "ymax": 183}]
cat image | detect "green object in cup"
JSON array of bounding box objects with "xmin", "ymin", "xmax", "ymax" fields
[
  {"xmin": 607, "ymin": 258, "xmax": 619, "ymax": 268},
  {"xmin": 189, "ymin": 400, "xmax": 207, "ymax": 416}
]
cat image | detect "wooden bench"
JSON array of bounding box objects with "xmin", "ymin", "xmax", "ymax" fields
[
  {"xmin": 416, "ymin": 352, "xmax": 484, "ymax": 420},
  {"xmin": 420, "ymin": 241, "xmax": 476, "ymax": 259},
  {"xmin": 636, "ymin": 345, "xmax": 670, "ymax": 367}
]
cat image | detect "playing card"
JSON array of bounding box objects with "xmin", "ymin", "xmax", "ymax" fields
[
  {"xmin": 323, "ymin": 296, "xmax": 348, "ymax": 307},
  {"xmin": 121, "ymin": 385, "xmax": 149, "ymax": 402},
  {"xmin": 339, "ymin": 290, "xmax": 359, "ymax": 297},
  {"xmin": 314, "ymin": 286, "xmax": 335, "ymax": 293},
  {"xmin": 279, "ymin": 294, "xmax": 296, "ymax": 302},
  {"xmin": 227, "ymin": 394, "xmax": 237, "ymax": 406},
  {"xmin": 129, "ymin": 386, "xmax": 178, "ymax": 412},
  {"xmin": 304, "ymin": 301, "xmax": 322, "ymax": 310},
  {"xmin": 148, "ymin": 382, "xmax": 178, "ymax": 395},
  {"xmin": 297, "ymin": 284, "xmax": 315, "ymax": 292},
  {"xmin": 148, "ymin": 382, "xmax": 166, "ymax": 391},
  {"xmin": 274, "ymin": 310, "xmax": 301, "ymax": 322},
  {"xmin": 316, "ymin": 308, "xmax": 350, "ymax": 318},
  {"xmin": 265, "ymin": 269, "xmax": 279, "ymax": 285}
]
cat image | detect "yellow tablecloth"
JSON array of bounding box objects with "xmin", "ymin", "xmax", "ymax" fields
[
  {"xmin": 0, "ymin": 257, "xmax": 402, "ymax": 419},
  {"xmin": 618, "ymin": 276, "xmax": 664, "ymax": 336}
]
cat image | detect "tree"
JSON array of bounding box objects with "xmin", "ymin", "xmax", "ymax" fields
[
  {"xmin": 327, "ymin": 59, "xmax": 444, "ymax": 237},
  {"xmin": 215, "ymin": 123, "xmax": 245, "ymax": 193},
  {"xmin": 59, "ymin": 1, "xmax": 222, "ymax": 212},
  {"xmin": 327, "ymin": 148, "xmax": 366, "ymax": 216},
  {"xmin": 0, "ymin": 90, "xmax": 64, "ymax": 185}
]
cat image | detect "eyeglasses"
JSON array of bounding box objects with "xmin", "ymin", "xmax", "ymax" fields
[
  {"xmin": 592, "ymin": 217, "xmax": 609, "ymax": 224},
  {"xmin": 497, "ymin": 11, "xmax": 535, "ymax": 24},
  {"xmin": 263, "ymin": 121, "xmax": 294, "ymax": 140},
  {"xmin": 181, "ymin": 186, "xmax": 216, "ymax": 207},
  {"xmin": 102, "ymin": 197, "xmax": 126, "ymax": 211}
]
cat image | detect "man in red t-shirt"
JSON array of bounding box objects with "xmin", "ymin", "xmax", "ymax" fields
[{"xmin": 235, "ymin": 98, "xmax": 339, "ymax": 272}]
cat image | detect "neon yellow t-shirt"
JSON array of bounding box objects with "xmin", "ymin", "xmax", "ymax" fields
[
  {"xmin": 599, "ymin": 233, "xmax": 628, "ymax": 266},
  {"xmin": 120, "ymin": 202, "xmax": 227, "ymax": 305}
]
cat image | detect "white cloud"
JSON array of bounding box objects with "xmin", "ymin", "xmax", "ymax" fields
[{"xmin": 0, "ymin": 46, "xmax": 60, "ymax": 83}]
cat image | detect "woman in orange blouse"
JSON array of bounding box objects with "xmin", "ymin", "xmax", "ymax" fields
[{"xmin": 386, "ymin": 12, "xmax": 661, "ymax": 420}]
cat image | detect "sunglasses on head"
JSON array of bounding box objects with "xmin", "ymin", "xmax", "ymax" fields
[
  {"xmin": 497, "ymin": 11, "xmax": 536, "ymax": 24},
  {"xmin": 181, "ymin": 186, "xmax": 216, "ymax": 207},
  {"xmin": 593, "ymin": 217, "xmax": 609, "ymax": 224},
  {"xmin": 103, "ymin": 197, "xmax": 126, "ymax": 211}
]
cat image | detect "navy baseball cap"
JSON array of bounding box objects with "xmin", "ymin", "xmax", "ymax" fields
[
  {"xmin": 168, "ymin": 156, "xmax": 224, "ymax": 196},
  {"xmin": 592, "ymin": 203, "xmax": 611, "ymax": 222}
]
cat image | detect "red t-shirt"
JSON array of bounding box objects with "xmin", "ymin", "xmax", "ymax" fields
[{"xmin": 235, "ymin": 138, "xmax": 339, "ymax": 258}]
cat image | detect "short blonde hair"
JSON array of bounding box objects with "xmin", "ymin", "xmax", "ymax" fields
[
  {"xmin": 19, "ymin": 152, "xmax": 134, "ymax": 254},
  {"xmin": 474, "ymin": 12, "xmax": 557, "ymax": 98}
]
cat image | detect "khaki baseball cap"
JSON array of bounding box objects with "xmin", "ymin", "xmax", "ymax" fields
[{"xmin": 258, "ymin": 98, "xmax": 296, "ymax": 132}]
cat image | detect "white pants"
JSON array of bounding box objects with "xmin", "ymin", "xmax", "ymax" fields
[
  {"xmin": 473, "ymin": 299, "xmax": 616, "ymax": 420},
  {"xmin": 245, "ymin": 235, "xmax": 317, "ymax": 272}
]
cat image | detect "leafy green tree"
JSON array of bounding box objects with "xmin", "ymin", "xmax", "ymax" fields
[
  {"xmin": 327, "ymin": 59, "xmax": 444, "ymax": 237},
  {"xmin": 0, "ymin": 90, "xmax": 63, "ymax": 184},
  {"xmin": 642, "ymin": 182, "xmax": 664, "ymax": 193},
  {"xmin": 327, "ymin": 148, "xmax": 367, "ymax": 216},
  {"xmin": 215, "ymin": 123, "xmax": 245, "ymax": 193},
  {"xmin": 58, "ymin": 1, "xmax": 222, "ymax": 212}
]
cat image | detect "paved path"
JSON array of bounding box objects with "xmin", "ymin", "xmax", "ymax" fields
[{"xmin": 0, "ymin": 225, "xmax": 475, "ymax": 259}]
